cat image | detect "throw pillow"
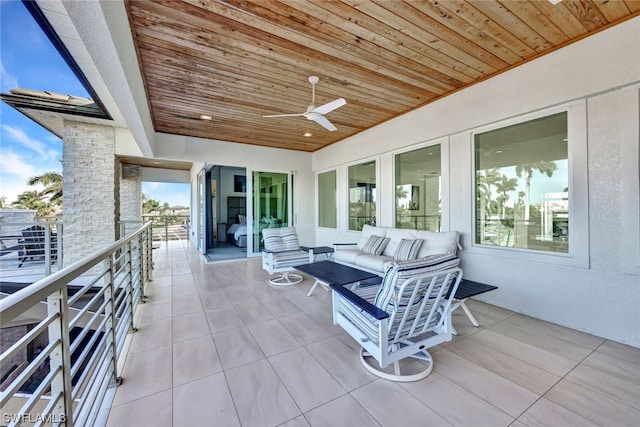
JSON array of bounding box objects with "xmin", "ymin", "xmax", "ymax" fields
[
  {"xmin": 262, "ymin": 228, "xmax": 287, "ymax": 252},
  {"xmin": 393, "ymin": 238, "xmax": 423, "ymax": 261},
  {"xmin": 361, "ymin": 235, "xmax": 390, "ymax": 255},
  {"xmin": 238, "ymin": 214, "xmax": 247, "ymax": 225},
  {"xmin": 280, "ymin": 226, "xmax": 300, "ymax": 250}
]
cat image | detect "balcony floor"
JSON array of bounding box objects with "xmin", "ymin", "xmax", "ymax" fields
[{"xmin": 105, "ymin": 240, "xmax": 640, "ymax": 426}]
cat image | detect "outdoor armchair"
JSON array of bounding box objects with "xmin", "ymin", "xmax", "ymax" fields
[
  {"xmin": 261, "ymin": 226, "xmax": 309, "ymax": 286},
  {"xmin": 331, "ymin": 254, "xmax": 462, "ymax": 381}
]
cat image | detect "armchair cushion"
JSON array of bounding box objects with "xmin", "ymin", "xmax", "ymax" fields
[
  {"xmin": 374, "ymin": 254, "xmax": 461, "ymax": 309},
  {"xmin": 263, "ymin": 226, "xmax": 300, "ymax": 252}
]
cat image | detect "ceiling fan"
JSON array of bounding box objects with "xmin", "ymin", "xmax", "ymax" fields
[{"xmin": 263, "ymin": 76, "xmax": 346, "ymax": 131}]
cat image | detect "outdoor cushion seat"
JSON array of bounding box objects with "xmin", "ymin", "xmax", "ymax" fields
[
  {"xmin": 261, "ymin": 226, "xmax": 309, "ymax": 286},
  {"xmin": 331, "ymin": 253, "xmax": 462, "ymax": 381}
]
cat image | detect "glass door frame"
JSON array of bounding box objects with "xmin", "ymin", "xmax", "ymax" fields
[{"xmin": 246, "ymin": 168, "xmax": 295, "ymax": 257}]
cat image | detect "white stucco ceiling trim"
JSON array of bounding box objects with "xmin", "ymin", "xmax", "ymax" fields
[{"xmin": 36, "ymin": 0, "xmax": 155, "ymax": 157}]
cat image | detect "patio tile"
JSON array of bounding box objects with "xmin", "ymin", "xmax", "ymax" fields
[
  {"xmin": 545, "ymin": 379, "xmax": 640, "ymax": 426},
  {"xmin": 351, "ymin": 380, "xmax": 449, "ymax": 426},
  {"xmin": 596, "ymin": 340, "xmax": 640, "ymax": 365},
  {"xmin": 279, "ymin": 312, "xmax": 333, "ymax": 345},
  {"xmin": 279, "ymin": 416, "xmax": 310, "ymax": 427},
  {"xmin": 172, "ymin": 335, "xmax": 222, "ymax": 386},
  {"xmin": 305, "ymin": 394, "xmax": 379, "ymax": 427},
  {"xmin": 171, "ymin": 311, "xmax": 210, "ymax": 343},
  {"xmin": 305, "ymin": 336, "xmax": 377, "ymax": 391},
  {"xmin": 261, "ymin": 295, "xmax": 302, "ymax": 318},
  {"xmin": 269, "ymin": 347, "xmax": 346, "ymax": 412},
  {"xmin": 112, "ymin": 345, "xmax": 172, "ymax": 406},
  {"xmin": 106, "ymin": 389, "xmax": 172, "ymax": 427},
  {"xmin": 173, "ymin": 373, "xmax": 240, "ymax": 427},
  {"xmin": 225, "ymin": 359, "xmax": 300, "ymax": 427},
  {"xmin": 446, "ymin": 336, "xmax": 560, "ymax": 395},
  {"xmin": 233, "ymin": 298, "xmax": 275, "ymax": 324},
  {"xmin": 198, "ymin": 289, "xmax": 231, "ymax": 310},
  {"xmin": 506, "ymin": 313, "xmax": 605, "ymax": 349},
  {"xmin": 581, "ymin": 350, "xmax": 640, "ymax": 384},
  {"xmin": 517, "ymin": 397, "xmax": 600, "ymax": 427},
  {"xmin": 213, "ymin": 327, "xmax": 265, "ymax": 370},
  {"xmin": 135, "ymin": 299, "xmax": 172, "ymax": 324},
  {"xmin": 171, "ymin": 293, "xmax": 203, "ymax": 316},
  {"xmin": 401, "ymin": 371, "xmax": 514, "ymax": 426},
  {"xmin": 468, "ymin": 329, "xmax": 577, "ymax": 377},
  {"xmin": 434, "ymin": 349, "xmax": 538, "ymax": 418},
  {"xmin": 565, "ymin": 362, "xmax": 640, "ymax": 409},
  {"xmin": 205, "ymin": 307, "xmax": 245, "ymax": 333},
  {"xmin": 488, "ymin": 319, "xmax": 594, "ymax": 362},
  {"xmin": 247, "ymin": 319, "xmax": 300, "ymax": 356},
  {"xmin": 129, "ymin": 317, "xmax": 172, "ymax": 353}
]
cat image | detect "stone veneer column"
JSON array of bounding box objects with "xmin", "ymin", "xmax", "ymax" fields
[
  {"xmin": 120, "ymin": 164, "xmax": 142, "ymax": 234},
  {"xmin": 62, "ymin": 121, "xmax": 117, "ymax": 265}
]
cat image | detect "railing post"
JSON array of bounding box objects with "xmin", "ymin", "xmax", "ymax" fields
[
  {"xmin": 164, "ymin": 216, "xmax": 169, "ymax": 242},
  {"xmin": 126, "ymin": 241, "xmax": 137, "ymax": 332},
  {"xmin": 44, "ymin": 224, "xmax": 52, "ymax": 276},
  {"xmin": 47, "ymin": 288, "xmax": 74, "ymax": 426},
  {"xmin": 105, "ymin": 256, "xmax": 122, "ymax": 387}
]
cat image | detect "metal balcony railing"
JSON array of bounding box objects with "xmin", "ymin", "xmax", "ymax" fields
[
  {"xmin": 0, "ymin": 222, "xmax": 153, "ymax": 426},
  {"xmin": 120, "ymin": 215, "xmax": 190, "ymax": 242},
  {"xmin": 0, "ymin": 222, "xmax": 63, "ymax": 280}
]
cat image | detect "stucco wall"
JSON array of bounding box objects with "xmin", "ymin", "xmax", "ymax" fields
[{"xmin": 311, "ymin": 17, "xmax": 640, "ymax": 346}]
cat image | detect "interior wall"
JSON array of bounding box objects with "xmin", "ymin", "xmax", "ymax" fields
[
  {"xmin": 312, "ymin": 17, "xmax": 640, "ymax": 347},
  {"xmin": 157, "ymin": 135, "xmax": 315, "ymax": 249}
]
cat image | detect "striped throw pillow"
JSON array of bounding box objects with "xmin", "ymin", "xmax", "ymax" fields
[
  {"xmin": 362, "ymin": 235, "xmax": 390, "ymax": 255},
  {"xmin": 279, "ymin": 226, "xmax": 300, "ymax": 250},
  {"xmin": 393, "ymin": 238, "xmax": 423, "ymax": 261},
  {"xmin": 262, "ymin": 228, "xmax": 287, "ymax": 252}
]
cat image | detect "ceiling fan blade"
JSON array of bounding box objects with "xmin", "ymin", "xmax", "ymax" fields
[
  {"xmin": 310, "ymin": 114, "xmax": 338, "ymax": 131},
  {"xmin": 263, "ymin": 113, "xmax": 305, "ymax": 118},
  {"xmin": 313, "ymin": 98, "xmax": 346, "ymax": 115}
]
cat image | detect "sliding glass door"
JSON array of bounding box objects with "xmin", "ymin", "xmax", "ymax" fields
[{"xmin": 252, "ymin": 171, "xmax": 293, "ymax": 253}]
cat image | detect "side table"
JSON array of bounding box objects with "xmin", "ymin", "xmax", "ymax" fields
[{"xmin": 299, "ymin": 245, "xmax": 334, "ymax": 263}]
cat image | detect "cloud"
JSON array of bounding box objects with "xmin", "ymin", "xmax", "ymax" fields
[
  {"xmin": 1, "ymin": 124, "xmax": 54, "ymax": 159},
  {"xmin": 0, "ymin": 61, "xmax": 18, "ymax": 91},
  {"xmin": 0, "ymin": 149, "xmax": 35, "ymax": 181}
]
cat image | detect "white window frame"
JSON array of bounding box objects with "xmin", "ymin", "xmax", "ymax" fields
[
  {"xmin": 468, "ymin": 100, "xmax": 589, "ymax": 268},
  {"xmin": 316, "ymin": 168, "xmax": 338, "ymax": 229},
  {"xmin": 345, "ymin": 156, "xmax": 379, "ymax": 234},
  {"xmin": 391, "ymin": 137, "xmax": 450, "ymax": 231}
]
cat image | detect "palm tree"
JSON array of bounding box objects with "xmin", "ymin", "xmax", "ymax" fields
[
  {"xmin": 27, "ymin": 172, "xmax": 63, "ymax": 206},
  {"xmin": 12, "ymin": 190, "xmax": 54, "ymax": 217},
  {"xmin": 515, "ymin": 161, "xmax": 557, "ymax": 220},
  {"xmin": 494, "ymin": 174, "xmax": 519, "ymax": 218}
]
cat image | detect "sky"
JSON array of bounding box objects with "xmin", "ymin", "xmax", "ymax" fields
[{"xmin": 0, "ymin": 0, "xmax": 189, "ymax": 207}]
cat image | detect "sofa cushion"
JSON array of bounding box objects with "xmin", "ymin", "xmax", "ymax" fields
[
  {"xmin": 362, "ymin": 235, "xmax": 390, "ymax": 255},
  {"xmin": 393, "ymin": 238, "xmax": 423, "ymax": 261},
  {"xmin": 414, "ymin": 231, "xmax": 460, "ymax": 257},
  {"xmin": 333, "ymin": 248, "xmax": 361, "ymax": 265},
  {"xmin": 356, "ymin": 253, "xmax": 394, "ymax": 273},
  {"xmin": 382, "ymin": 228, "xmax": 418, "ymax": 257},
  {"xmin": 357, "ymin": 224, "xmax": 388, "ymax": 250}
]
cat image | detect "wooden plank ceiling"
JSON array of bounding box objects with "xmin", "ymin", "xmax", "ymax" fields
[{"xmin": 125, "ymin": 0, "xmax": 640, "ymax": 152}]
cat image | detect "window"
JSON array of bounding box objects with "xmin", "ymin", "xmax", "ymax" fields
[
  {"xmin": 395, "ymin": 145, "xmax": 441, "ymax": 231},
  {"xmin": 318, "ymin": 170, "xmax": 337, "ymax": 228},
  {"xmin": 474, "ymin": 112, "xmax": 568, "ymax": 253},
  {"xmin": 348, "ymin": 161, "xmax": 376, "ymax": 231}
]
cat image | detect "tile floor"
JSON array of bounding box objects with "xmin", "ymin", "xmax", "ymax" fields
[{"xmin": 105, "ymin": 240, "xmax": 640, "ymax": 427}]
